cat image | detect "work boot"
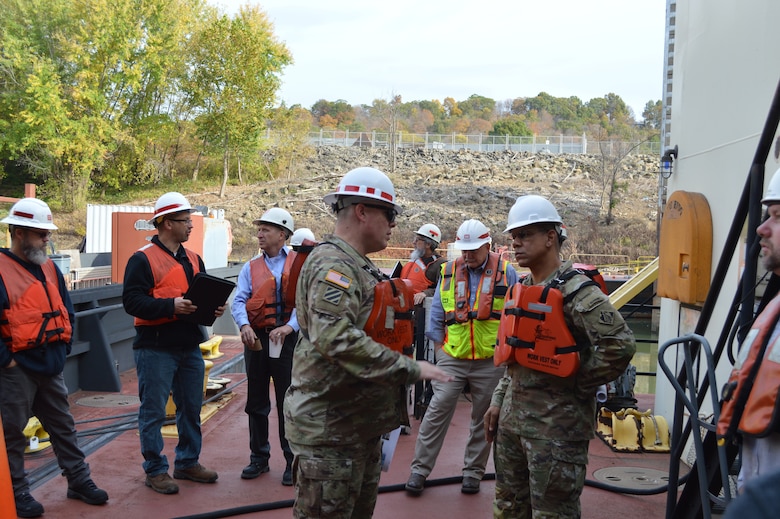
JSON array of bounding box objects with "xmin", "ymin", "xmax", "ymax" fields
[
  {"xmin": 173, "ymin": 463, "xmax": 218, "ymax": 483},
  {"xmin": 241, "ymin": 461, "xmax": 270, "ymax": 480},
  {"xmin": 405, "ymin": 473, "xmax": 426, "ymax": 496},
  {"xmin": 461, "ymin": 476, "xmax": 481, "ymax": 494},
  {"xmin": 67, "ymin": 478, "xmax": 109, "ymax": 505},
  {"xmin": 15, "ymin": 492, "xmax": 44, "ymax": 518},
  {"xmin": 145, "ymin": 473, "xmax": 179, "ymax": 494},
  {"xmin": 282, "ymin": 464, "xmax": 293, "ymax": 486}
]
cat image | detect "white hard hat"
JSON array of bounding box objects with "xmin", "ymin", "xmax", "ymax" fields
[
  {"xmin": 762, "ymin": 167, "xmax": 780, "ymax": 205},
  {"xmin": 151, "ymin": 192, "xmax": 194, "ymax": 223},
  {"xmin": 1, "ymin": 198, "xmax": 57, "ymax": 230},
  {"xmin": 416, "ymin": 223, "xmax": 442, "ymax": 245},
  {"xmin": 453, "ymin": 219, "xmax": 491, "ymax": 251},
  {"xmin": 253, "ymin": 207, "xmax": 294, "ymax": 234},
  {"xmin": 290, "ymin": 227, "xmax": 315, "ymax": 246},
  {"xmin": 504, "ymin": 195, "xmax": 563, "ymax": 233},
  {"xmin": 323, "ymin": 166, "xmax": 403, "ymax": 215}
]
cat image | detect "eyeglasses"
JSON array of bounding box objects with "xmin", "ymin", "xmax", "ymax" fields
[
  {"xmin": 362, "ymin": 204, "xmax": 397, "ymax": 224},
  {"xmin": 169, "ymin": 218, "xmax": 193, "ymax": 225},
  {"xmin": 27, "ymin": 229, "xmax": 52, "ymax": 239}
]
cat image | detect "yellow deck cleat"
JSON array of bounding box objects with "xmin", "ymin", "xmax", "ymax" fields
[
  {"xmin": 199, "ymin": 335, "xmax": 224, "ymax": 359},
  {"xmin": 23, "ymin": 417, "xmax": 52, "ymax": 454}
]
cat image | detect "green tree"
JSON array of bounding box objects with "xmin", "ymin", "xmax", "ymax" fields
[
  {"xmin": 266, "ymin": 104, "xmax": 314, "ymax": 179},
  {"xmin": 0, "ymin": 0, "xmax": 203, "ymax": 210},
  {"xmin": 642, "ymin": 100, "xmax": 663, "ymax": 130},
  {"xmin": 490, "ymin": 117, "xmax": 531, "ymax": 136},
  {"xmin": 182, "ymin": 5, "xmax": 292, "ymax": 195}
]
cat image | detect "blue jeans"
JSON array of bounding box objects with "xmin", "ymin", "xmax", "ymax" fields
[{"xmin": 135, "ymin": 346, "xmax": 204, "ymax": 476}]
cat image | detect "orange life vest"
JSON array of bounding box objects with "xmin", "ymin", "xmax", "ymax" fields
[
  {"xmin": 401, "ymin": 256, "xmax": 440, "ymax": 294},
  {"xmin": 494, "ymin": 270, "xmax": 597, "ymax": 377},
  {"xmin": 364, "ymin": 278, "xmax": 415, "ymax": 356},
  {"xmin": 284, "ymin": 240, "xmax": 317, "ymax": 307},
  {"xmin": 0, "ymin": 254, "xmax": 73, "ymax": 352},
  {"xmin": 572, "ymin": 263, "xmax": 608, "ymax": 294},
  {"xmin": 246, "ymin": 252, "xmax": 296, "ymax": 329},
  {"xmin": 717, "ymin": 293, "xmax": 780, "ymax": 441},
  {"xmin": 441, "ymin": 252, "xmax": 506, "ymax": 325},
  {"xmin": 133, "ymin": 243, "xmax": 201, "ymax": 327}
]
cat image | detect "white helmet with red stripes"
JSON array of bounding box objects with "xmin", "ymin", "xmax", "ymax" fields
[
  {"xmin": 454, "ymin": 219, "xmax": 491, "ymax": 250},
  {"xmin": 323, "ymin": 167, "xmax": 403, "ymax": 215},
  {"xmin": 1, "ymin": 198, "xmax": 57, "ymax": 230}
]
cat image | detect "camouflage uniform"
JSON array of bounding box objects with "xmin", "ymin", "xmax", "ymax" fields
[
  {"xmin": 284, "ymin": 235, "xmax": 421, "ymax": 518},
  {"xmin": 491, "ymin": 260, "xmax": 636, "ymax": 518}
]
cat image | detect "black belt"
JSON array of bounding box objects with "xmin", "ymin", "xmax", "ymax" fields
[{"xmin": 256, "ymin": 327, "xmax": 276, "ymax": 335}]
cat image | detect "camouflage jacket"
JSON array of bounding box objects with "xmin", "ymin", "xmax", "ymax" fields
[
  {"xmin": 284, "ymin": 235, "xmax": 421, "ymax": 445},
  {"xmin": 491, "ymin": 260, "xmax": 636, "ymax": 440}
]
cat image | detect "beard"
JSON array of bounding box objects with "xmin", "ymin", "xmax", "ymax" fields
[
  {"xmin": 409, "ymin": 248, "xmax": 423, "ymax": 261},
  {"xmin": 762, "ymin": 246, "xmax": 780, "ymax": 273},
  {"xmin": 23, "ymin": 243, "xmax": 48, "ymax": 265}
]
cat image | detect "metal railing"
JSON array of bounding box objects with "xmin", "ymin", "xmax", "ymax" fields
[{"xmin": 264, "ymin": 129, "xmax": 661, "ymax": 156}]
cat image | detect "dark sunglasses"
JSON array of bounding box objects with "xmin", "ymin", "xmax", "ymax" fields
[
  {"xmin": 27, "ymin": 229, "xmax": 52, "ymax": 239},
  {"xmin": 362, "ymin": 203, "xmax": 397, "ymax": 224}
]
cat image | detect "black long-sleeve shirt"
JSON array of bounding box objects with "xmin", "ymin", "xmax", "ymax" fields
[{"xmin": 122, "ymin": 236, "xmax": 206, "ymax": 350}]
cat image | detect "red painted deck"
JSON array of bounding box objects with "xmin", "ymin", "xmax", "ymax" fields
[{"xmin": 22, "ymin": 336, "xmax": 682, "ymax": 518}]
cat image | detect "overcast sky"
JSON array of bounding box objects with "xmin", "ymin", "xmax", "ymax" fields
[{"xmin": 211, "ymin": 0, "xmax": 667, "ymax": 119}]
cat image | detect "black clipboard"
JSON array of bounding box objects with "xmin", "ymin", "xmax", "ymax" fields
[
  {"xmin": 181, "ymin": 272, "xmax": 236, "ymax": 326},
  {"xmin": 390, "ymin": 261, "xmax": 403, "ymax": 279}
]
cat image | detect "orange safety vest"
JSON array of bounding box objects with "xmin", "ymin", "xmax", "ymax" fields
[
  {"xmin": 284, "ymin": 240, "xmax": 317, "ymax": 307},
  {"xmin": 364, "ymin": 278, "xmax": 415, "ymax": 356},
  {"xmin": 400, "ymin": 256, "xmax": 440, "ymax": 294},
  {"xmin": 440, "ymin": 252, "xmax": 509, "ymax": 360},
  {"xmin": 0, "ymin": 254, "xmax": 72, "ymax": 352},
  {"xmin": 133, "ymin": 243, "xmax": 201, "ymax": 327},
  {"xmin": 717, "ymin": 293, "xmax": 780, "ymax": 441},
  {"xmin": 572, "ymin": 263, "xmax": 608, "ymax": 294},
  {"xmin": 441, "ymin": 252, "xmax": 506, "ymax": 325},
  {"xmin": 495, "ymin": 270, "xmax": 597, "ymax": 377},
  {"xmin": 246, "ymin": 252, "xmax": 296, "ymax": 329}
]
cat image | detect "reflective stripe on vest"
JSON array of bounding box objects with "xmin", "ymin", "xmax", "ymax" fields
[
  {"xmin": 717, "ymin": 293, "xmax": 780, "ymax": 441},
  {"xmin": 246, "ymin": 252, "xmax": 296, "ymax": 328},
  {"xmin": 440, "ymin": 252, "xmax": 509, "ymax": 360},
  {"xmin": 133, "ymin": 244, "xmax": 201, "ymax": 327},
  {"xmin": 0, "ymin": 254, "xmax": 73, "ymax": 351},
  {"xmin": 364, "ymin": 278, "xmax": 415, "ymax": 356}
]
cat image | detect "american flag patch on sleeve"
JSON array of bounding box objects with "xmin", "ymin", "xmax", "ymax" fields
[{"xmin": 325, "ymin": 269, "xmax": 352, "ymax": 290}]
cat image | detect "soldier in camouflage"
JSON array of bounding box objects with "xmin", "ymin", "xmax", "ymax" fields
[
  {"xmin": 284, "ymin": 167, "xmax": 451, "ymax": 518},
  {"xmin": 484, "ymin": 195, "xmax": 635, "ymax": 518}
]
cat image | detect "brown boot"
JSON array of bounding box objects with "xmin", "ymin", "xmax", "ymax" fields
[
  {"xmin": 173, "ymin": 463, "xmax": 218, "ymax": 483},
  {"xmin": 145, "ymin": 473, "xmax": 179, "ymax": 494}
]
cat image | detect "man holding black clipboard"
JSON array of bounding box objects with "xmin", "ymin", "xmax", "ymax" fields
[{"xmin": 122, "ymin": 192, "xmax": 225, "ymax": 496}]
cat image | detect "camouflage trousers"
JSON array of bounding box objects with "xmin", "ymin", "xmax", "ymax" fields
[
  {"xmin": 288, "ymin": 436, "xmax": 382, "ymax": 519},
  {"xmin": 493, "ymin": 431, "xmax": 588, "ymax": 519}
]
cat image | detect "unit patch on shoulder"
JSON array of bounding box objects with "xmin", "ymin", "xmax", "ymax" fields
[
  {"xmin": 323, "ymin": 285, "xmax": 344, "ymax": 306},
  {"xmin": 325, "ymin": 269, "xmax": 352, "ymax": 290},
  {"xmin": 599, "ymin": 311, "xmax": 615, "ymax": 325}
]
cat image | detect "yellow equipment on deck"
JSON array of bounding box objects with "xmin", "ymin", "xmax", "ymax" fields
[
  {"xmin": 23, "ymin": 417, "xmax": 51, "ymax": 454},
  {"xmin": 596, "ymin": 407, "xmax": 670, "ymax": 453}
]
